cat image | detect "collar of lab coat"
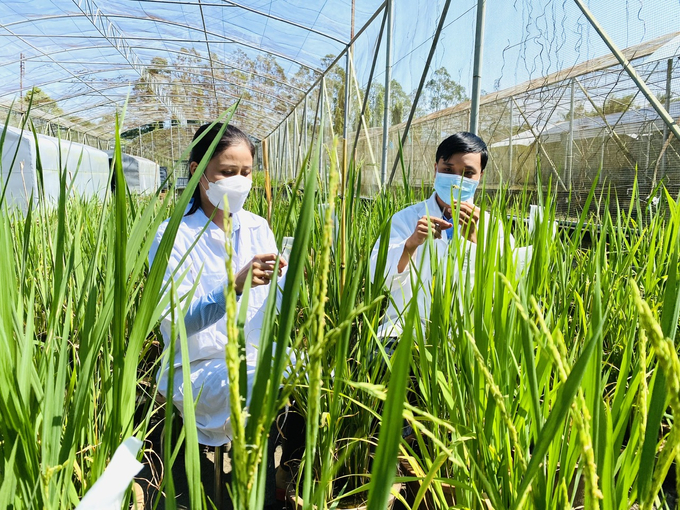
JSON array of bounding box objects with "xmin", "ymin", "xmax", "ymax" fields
[
  {"xmin": 425, "ymin": 192, "xmax": 446, "ymax": 217},
  {"xmin": 187, "ymin": 205, "xmax": 261, "ymax": 235}
]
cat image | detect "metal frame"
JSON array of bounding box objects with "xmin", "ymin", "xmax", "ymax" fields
[
  {"xmin": 4, "ymin": 0, "xmax": 678, "ymax": 195},
  {"xmin": 133, "ymin": 0, "xmax": 348, "ymax": 45},
  {"xmin": 386, "ymin": 0, "xmax": 453, "ymax": 186},
  {"xmin": 0, "ymin": 41, "xmax": 310, "ymax": 96},
  {"xmin": 574, "ymin": 0, "xmax": 680, "ymax": 142},
  {"xmin": 267, "ymin": 1, "xmax": 388, "ymax": 137},
  {"xmin": 379, "ymin": 0, "xmax": 393, "ymax": 186},
  {"xmin": 73, "ymin": 0, "xmax": 184, "ymax": 121},
  {"xmin": 469, "ymin": 0, "xmax": 486, "ymax": 135}
]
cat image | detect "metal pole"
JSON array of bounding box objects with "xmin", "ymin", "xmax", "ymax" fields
[
  {"xmin": 568, "ymin": 78, "xmax": 575, "ymax": 189},
  {"xmin": 661, "ymin": 58, "xmax": 672, "ymax": 178},
  {"xmin": 264, "ymin": 1, "xmax": 386, "ymax": 139},
  {"xmin": 387, "ymin": 0, "xmax": 452, "ymax": 186},
  {"xmin": 293, "ymin": 108, "xmax": 299, "ymax": 172},
  {"xmin": 508, "ymin": 97, "xmax": 514, "ymax": 177},
  {"xmin": 285, "ymin": 119, "xmax": 289, "ymax": 178},
  {"xmin": 351, "ymin": 7, "xmax": 388, "ymax": 160},
  {"xmin": 319, "ymin": 78, "xmax": 325, "ymax": 176},
  {"xmin": 380, "ymin": 0, "xmax": 393, "ymax": 186},
  {"xmin": 19, "ymin": 53, "xmax": 25, "ymax": 112},
  {"xmin": 343, "ymin": 49, "xmax": 351, "ymax": 191},
  {"xmin": 170, "ymin": 122, "xmax": 175, "ymax": 169},
  {"xmin": 469, "ymin": 0, "xmax": 487, "ymax": 136},
  {"xmin": 278, "ymin": 127, "xmax": 283, "ymax": 180},
  {"xmin": 343, "ymin": 51, "xmax": 351, "ymax": 141},
  {"xmin": 646, "ymin": 121, "xmax": 651, "ymax": 173},
  {"xmin": 303, "ymin": 96, "xmax": 308, "ymax": 156},
  {"xmin": 574, "ymin": 0, "xmax": 680, "ymax": 141}
]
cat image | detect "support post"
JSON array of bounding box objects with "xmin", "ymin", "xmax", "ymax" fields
[
  {"xmin": 19, "ymin": 53, "xmax": 24, "ymax": 112},
  {"xmin": 343, "ymin": 51, "xmax": 351, "ymax": 142},
  {"xmin": 661, "ymin": 58, "xmax": 672, "ymax": 179},
  {"xmin": 508, "ymin": 97, "xmax": 514, "ymax": 177},
  {"xmin": 303, "ymin": 96, "xmax": 308, "ymax": 157},
  {"xmin": 574, "ymin": 0, "xmax": 680, "ymax": 142},
  {"xmin": 387, "ymin": 0, "xmax": 452, "ymax": 186},
  {"xmin": 351, "ymin": 7, "xmax": 388, "ymax": 170},
  {"xmin": 567, "ymin": 78, "xmax": 575, "ymax": 189},
  {"xmin": 285, "ymin": 119, "xmax": 291, "ymax": 179},
  {"xmin": 380, "ymin": 0, "xmax": 393, "ymax": 187},
  {"xmin": 262, "ymin": 137, "xmax": 272, "ymax": 224},
  {"xmin": 170, "ymin": 122, "xmax": 174, "ymax": 169},
  {"xmin": 293, "ymin": 108, "xmax": 299, "ymax": 173},
  {"xmin": 340, "ymin": 48, "xmax": 352, "ymax": 296},
  {"xmin": 319, "ymin": 78, "xmax": 325, "ymax": 176},
  {"xmin": 278, "ymin": 127, "xmax": 283, "ymax": 181},
  {"xmin": 469, "ymin": 0, "xmax": 487, "ymax": 136}
]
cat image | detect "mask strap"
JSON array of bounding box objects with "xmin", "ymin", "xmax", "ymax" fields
[{"xmin": 198, "ymin": 173, "xmax": 211, "ymax": 192}]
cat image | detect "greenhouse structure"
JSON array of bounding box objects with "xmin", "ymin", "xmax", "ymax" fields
[
  {"xmin": 1, "ymin": 1, "xmax": 680, "ymax": 509},
  {"xmin": 0, "ymin": 124, "xmax": 109, "ymax": 212},
  {"xmin": 106, "ymin": 151, "xmax": 161, "ymax": 194}
]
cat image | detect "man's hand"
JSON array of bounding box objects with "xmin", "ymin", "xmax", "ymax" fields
[
  {"xmin": 406, "ymin": 216, "xmax": 453, "ymax": 249},
  {"xmin": 452, "ymin": 201, "xmax": 481, "ymax": 244},
  {"xmin": 234, "ymin": 253, "xmax": 287, "ymax": 295},
  {"xmin": 398, "ymin": 216, "xmax": 453, "ymax": 272}
]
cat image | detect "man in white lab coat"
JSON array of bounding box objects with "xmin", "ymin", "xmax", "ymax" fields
[{"xmin": 370, "ymin": 132, "xmax": 512, "ymax": 342}]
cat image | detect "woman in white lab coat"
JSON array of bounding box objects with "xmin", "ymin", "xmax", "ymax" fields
[{"xmin": 149, "ymin": 123, "xmax": 286, "ymax": 447}]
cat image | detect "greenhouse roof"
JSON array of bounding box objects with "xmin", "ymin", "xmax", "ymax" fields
[{"xmin": 0, "ymin": 0, "xmax": 384, "ymax": 140}]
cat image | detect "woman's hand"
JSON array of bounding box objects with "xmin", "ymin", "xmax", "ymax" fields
[{"xmin": 234, "ymin": 253, "xmax": 287, "ymax": 294}]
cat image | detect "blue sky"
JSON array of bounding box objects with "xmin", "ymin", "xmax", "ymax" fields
[{"xmin": 356, "ymin": 0, "xmax": 680, "ymax": 97}]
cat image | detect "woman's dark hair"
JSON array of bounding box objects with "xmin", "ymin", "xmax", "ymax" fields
[
  {"xmin": 186, "ymin": 123, "xmax": 255, "ymax": 215},
  {"xmin": 435, "ymin": 131, "xmax": 488, "ymax": 171}
]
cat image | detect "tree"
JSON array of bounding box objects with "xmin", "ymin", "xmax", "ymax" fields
[
  {"xmin": 316, "ymin": 54, "xmax": 346, "ymax": 136},
  {"xmin": 564, "ymin": 101, "xmax": 587, "ymax": 121},
  {"xmin": 421, "ymin": 67, "xmax": 467, "ymax": 114},
  {"xmin": 365, "ymin": 80, "xmax": 413, "ymax": 127},
  {"xmin": 596, "ymin": 94, "xmax": 636, "ymax": 116},
  {"xmin": 23, "ymin": 87, "xmax": 64, "ymax": 117}
]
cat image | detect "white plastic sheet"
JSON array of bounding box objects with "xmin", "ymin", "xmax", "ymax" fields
[{"xmin": 76, "ymin": 437, "xmax": 144, "ymax": 510}]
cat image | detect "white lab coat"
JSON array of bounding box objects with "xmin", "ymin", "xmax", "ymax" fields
[
  {"xmin": 369, "ymin": 192, "xmax": 512, "ymax": 338},
  {"xmin": 149, "ymin": 206, "xmax": 280, "ymax": 446}
]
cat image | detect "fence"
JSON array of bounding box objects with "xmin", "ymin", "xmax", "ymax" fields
[{"xmin": 266, "ymin": 30, "xmax": 680, "ymax": 218}]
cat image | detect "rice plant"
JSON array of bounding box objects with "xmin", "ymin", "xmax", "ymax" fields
[{"xmin": 1, "ymin": 113, "xmax": 679, "ymax": 510}]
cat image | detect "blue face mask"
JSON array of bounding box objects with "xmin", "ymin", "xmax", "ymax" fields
[{"xmin": 434, "ymin": 172, "xmax": 479, "ymax": 205}]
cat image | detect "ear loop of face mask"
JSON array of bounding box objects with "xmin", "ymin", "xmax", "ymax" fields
[{"xmin": 199, "ymin": 173, "xmax": 211, "ymax": 192}]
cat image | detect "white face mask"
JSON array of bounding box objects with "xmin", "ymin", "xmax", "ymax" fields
[{"xmin": 202, "ymin": 174, "xmax": 252, "ymax": 213}]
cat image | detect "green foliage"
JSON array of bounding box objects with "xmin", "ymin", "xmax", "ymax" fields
[
  {"xmin": 366, "ymin": 80, "xmax": 413, "ymax": 127},
  {"xmin": 422, "ymin": 67, "xmax": 467, "ymax": 114},
  {"xmin": 1, "ymin": 115, "xmax": 679, "ymax": 510},
  {"xmin": 22, "ymin": 87, "xmax": 64, "ymax": 117}
]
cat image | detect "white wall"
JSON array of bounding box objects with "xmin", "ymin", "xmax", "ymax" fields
[
  {"xmin": 1, "ymin": 125, "xmax": 109, "ymax": 212},
  {"xmin": 129, "ymin": 155, "xmax": 160, "ymax": 194}
]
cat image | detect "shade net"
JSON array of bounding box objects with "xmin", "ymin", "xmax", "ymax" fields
[
  {"xmin": 2, "ymin": 0, "xmax": 680, "ymax": 217},
  {"xmin": 0, "ymin": 0, "xmax": 383, "ymax": 140}
]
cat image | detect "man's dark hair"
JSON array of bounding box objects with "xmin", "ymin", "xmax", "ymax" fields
[
  {"xmin": 186, "ymin": 123, "xmax": 255, "ymax": 215},
  {"xmin": 435, "ymin": 132, "xmax": 488, "ymax": 171}
]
